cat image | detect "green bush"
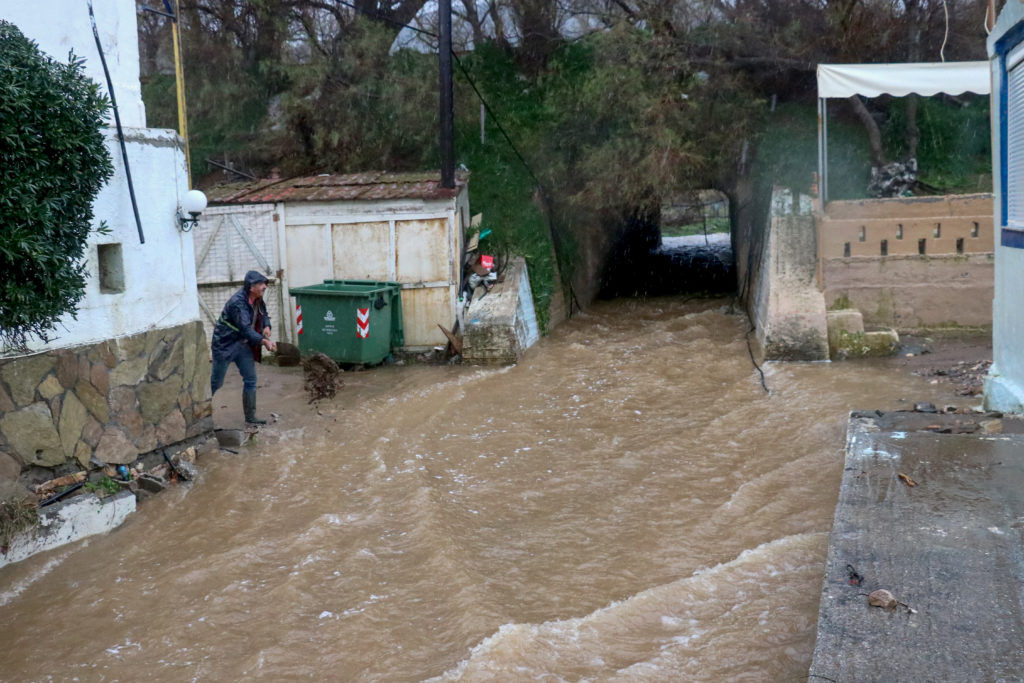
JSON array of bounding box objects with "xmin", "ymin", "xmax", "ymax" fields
[{"xmin": 0, "ymin": 21, "xmax": 113, "ymax": 350}]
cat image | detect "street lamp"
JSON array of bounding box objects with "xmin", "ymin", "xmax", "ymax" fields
[{"xmin": 177, "ymin": 189, "xmax": 208, "ymax": 231}]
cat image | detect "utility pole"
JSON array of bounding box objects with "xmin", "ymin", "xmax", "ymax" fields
[
  {"xmin": 438, "ymin": 0, "xmax": 455, "ymax": 188},
  {"xmin": 170, "ymin": 0, "xmax": 192, "ymax": 188},
  {"xmin": 142, "ymin": 1, "xmax": 192, "ymax": 187}
]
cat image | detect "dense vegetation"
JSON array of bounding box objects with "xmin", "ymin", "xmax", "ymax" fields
[
  {"xmin": 138, "ymin": 0, "xmax": 994, "ymax": 311},
  {"xmin": 0, "ymin": 21, "xmax": 113, "ymax": 350}
]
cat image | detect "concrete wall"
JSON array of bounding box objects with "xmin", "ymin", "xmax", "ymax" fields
[
  {"xmin": 985, "ymin": 2, "xmax": 1024, "ymax": 412},
  {"xmin": 818, "ymin": 194, "xmax": 994, "ymax": 330},
  {"xmin": 3, "ymin": 0, "xmax": 146, "ymax": 128},
  {"xmin": 750, "ymin": 189, "xmax": 829, "ymax": 360},
  {"xmin": 462, "ymin": 258, "xmax": 540, "ymax": 364}
]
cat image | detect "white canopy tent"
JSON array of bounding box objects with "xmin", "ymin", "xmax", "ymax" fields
[{"xmin": 816, "ymin": 62, "xmax": 991, "ymax": 202}]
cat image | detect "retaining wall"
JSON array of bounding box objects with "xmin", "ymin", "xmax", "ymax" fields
[
  {"xmin": 818, "ymin": 193, "xmax": 994, "ymax": 330},
  {"xmin": 0, "ymin": 321, "xmax": 213, "ymax": 495}
]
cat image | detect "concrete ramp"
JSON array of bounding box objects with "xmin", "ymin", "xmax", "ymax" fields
[{"xmin": 810, "ymin": 410, "xmax": 1024, "ymax": 680}]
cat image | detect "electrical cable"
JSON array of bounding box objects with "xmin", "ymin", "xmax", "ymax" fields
[
  {"xmin": 745, "ymin": 324, "xmax": 769, "ymax": 394},
  {"xmin": 89, "ymin": 0, "xmax": 146, "ymax": 244},
  {"xmin": 940, "ymin": 0, "xmax": 949, "ymax": 62}
]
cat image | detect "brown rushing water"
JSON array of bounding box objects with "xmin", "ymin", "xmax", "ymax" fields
[{"xmin": 0, "ymin": 297, "xmax": 978, "ymax": 681}]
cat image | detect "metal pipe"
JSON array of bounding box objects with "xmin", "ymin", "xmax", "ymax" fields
[
  {"xmin": 818, "ymin": 97, "xmax": 829, "ymax": 204},
  {"xmin": 88, "ymin": 0, "xmax": 145, "ymax": 244}
]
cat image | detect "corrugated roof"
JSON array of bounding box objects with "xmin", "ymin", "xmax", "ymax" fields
[{"xmin": 204, "ymin": 171, "xmax": 468, "ymax": 205}]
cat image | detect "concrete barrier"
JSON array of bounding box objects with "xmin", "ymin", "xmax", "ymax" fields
[{"xmin": 461, "ymin": 258, "xmax": 540, "ymax": 364}]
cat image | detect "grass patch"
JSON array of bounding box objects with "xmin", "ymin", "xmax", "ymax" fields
[{"xmin": 0, "ymin": 499, "xmax": 39, "ymax": 551}]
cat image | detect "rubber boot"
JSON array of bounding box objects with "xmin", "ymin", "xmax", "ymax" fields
[{"xmin": 242, "ymin": 390, "xmax": 266, "ymax": 425}]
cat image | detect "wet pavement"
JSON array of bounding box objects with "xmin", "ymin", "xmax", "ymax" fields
[{"xmin": 810, "ymin": 410, "xmax": 1024, "ymax": 681}]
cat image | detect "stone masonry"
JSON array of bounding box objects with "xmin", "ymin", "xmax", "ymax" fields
[{"xmin": 0, "ymin": 321, "xmax": 213, "ymax": 496}]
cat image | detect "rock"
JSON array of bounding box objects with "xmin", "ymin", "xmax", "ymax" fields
[
  {"xmin": 94, "ymin": 427, "xmax": 138, "ymax": 465},
  {"xmin": 0, "ymin": 403, "xmax": 63, "ymax": 466},
  {"xmin": 73, "ymin": 442, "xmax": 92, "ymax": 469},
  {"xmin": 176, "ymin": 446, "xmax": 196, "ymax": 464},
  {"xmin": 0, "ymin": 383, "xmax": 14, "ymax": 413},
  {"xmin": 0, "ymin": 355, "xmax": 55, "ymax": 407},
  {"xmin": 108, "ymin": 356, "xmax": 147, "ymax": 387},
  {"xmin": 183, "ymin": 325, "xmax": 199, "ymax": 390},
  {"xmin": 133, "ymin": 425, "xmax": 158, "ymax": 454},
  {"xmin": 148, "ymin": 335, "xmax": 184, "ymax": 382},
  {"xmin": 0, "ymin": 451, "xmax": 23, "ymax": 481},
  {"xmin": 215, "ymin": 429, "xmax": 245, "ymax": 448},
  {"xmin": 156, "ymin": 409, "xmax": 187, "ymax": 446},
  {"xmin": 73, "ymin": 379, "xmax": 109, "ymax": 423},
  {"xmin": 0, "ymin": 478, "xmax": 34, "ymax": 504},
  {"xmin": 137, "ymin": 376, "xmax": 183, "ymax": 424},
  {"xmin": 58, "ymin": 392, "xmax": 88, "ymax": 460},
  {"xmin": 169, "ymin": 456, "xmax": 197, "ymax": 481},
  {"xmin": 55, "ymin": 351, "xmax": 79, "ymax": 389},
  {"xmin": 90, "ymin": 362, "xmax": 109, "ymax": 397},
  {"xmin": 114, "ymin": 332, "xmax": 147, "ymax": 362},
  {"xmin": 868, "ymin": 589, "xmax": 898, "ymax": 609},
  {"xmin": 136, "ymin": 473, "xmax": 167, "ymax": 494},
  {"xmin": 37, "ymin": 376, "xmax": 63, "ymax": 400},
  {"xmin": 81, "ymin": 415, "xmax": 103, "ymax": 448},
  {"xmin": 913, "ymin": 402, "xmax": 938, "ymax": 413}
]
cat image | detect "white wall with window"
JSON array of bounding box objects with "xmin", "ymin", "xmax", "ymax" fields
[
  {"xmin": 4, "ymin": 0, "xmax": 200, "ymax": 352},
  {"xmin": 985, "ymin": 2, "xmax": 1024, "ymax": 412}
]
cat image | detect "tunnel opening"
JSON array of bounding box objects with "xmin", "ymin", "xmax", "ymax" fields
[{"xmin": 598, "ymin": 190, "xmax": 736, "ymax": 298}]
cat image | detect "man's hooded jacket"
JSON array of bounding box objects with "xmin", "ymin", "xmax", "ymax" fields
[{"xmin": 211, "ymin": 270, "xmax": 272, "ymax": 361}]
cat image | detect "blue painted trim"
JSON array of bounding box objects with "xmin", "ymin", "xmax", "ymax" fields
[
  {"xmin": 994, "ymin": 21, "xmax": 1024, "ymax": 57},
  {"xmin": 1001, "ymin": 55, "xmax": 1008, "ymax": 226},
  {"xmin": 994, "ymin": 22, "xmax": 1024, "ymax": 227},
  {"xmin": 1001, "ymin": 227, "xmax": 1024, "ymax": 248}
]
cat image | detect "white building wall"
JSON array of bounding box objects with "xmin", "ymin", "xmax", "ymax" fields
[
  {"xmin": 1, "ymin": 0, "xmax": 200, "ymax": 353},
  {"xmin": 2, "ymin": 0, "xmax": 147, "ymax": 127},
  {"xmin": 985, "ymin": 2, "xmax": 1024, "ymax": 412}
]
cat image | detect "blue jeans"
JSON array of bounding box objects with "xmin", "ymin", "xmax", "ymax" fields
[{"xmin": 211, "ymin": 345, "xmax": 257, "ymax": 395}]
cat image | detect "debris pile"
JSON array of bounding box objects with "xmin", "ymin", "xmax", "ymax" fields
[
  {"xmin": 914, "ymin": 360, "xmax": 992, "ymax": 396},
  {"xmin": 302, "ymin": 352, "xmax": 344, "ymax": 402}
]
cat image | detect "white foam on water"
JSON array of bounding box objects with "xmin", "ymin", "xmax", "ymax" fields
[
  {"xmin": 0, "ymin": 543, "xmax": 85, "ymax": 606},
  {"xmin": 428, "ymin": 533, "xmax": 826, "ymax": 681}
]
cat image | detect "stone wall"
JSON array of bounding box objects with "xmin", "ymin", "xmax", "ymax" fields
[{"xmin": 0, "ymin": 321, "xmax": 212, "ymax": 496}]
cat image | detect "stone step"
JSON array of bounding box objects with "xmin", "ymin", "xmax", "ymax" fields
[{"xmin": 827, "ymin": 308, "xmax": 899, "ymax": 359}]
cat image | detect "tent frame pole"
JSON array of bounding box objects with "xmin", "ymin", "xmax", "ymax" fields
[{"xmin": 818, "ymin": 97, "xmax": 828, "ymax": 205}]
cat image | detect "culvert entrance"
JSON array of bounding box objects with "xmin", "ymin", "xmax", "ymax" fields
[{"xmin": 599, "ymin": 231, "xmax": 736, "ymax": 298}]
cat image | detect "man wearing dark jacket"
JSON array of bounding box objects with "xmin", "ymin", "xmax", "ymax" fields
[{"xmin": 211, "ymin": 270, "xmax": 277, "ymax": 425}]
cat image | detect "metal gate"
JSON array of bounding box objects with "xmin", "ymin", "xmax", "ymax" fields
[{"xmin": 193, "ymin": 204, "xmax": 284, "ymax": 347}]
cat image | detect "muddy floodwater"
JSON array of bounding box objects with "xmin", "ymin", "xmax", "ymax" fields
[{"xmin": 0, "ymin": 297, "xmax": 984, "ymax": 681}]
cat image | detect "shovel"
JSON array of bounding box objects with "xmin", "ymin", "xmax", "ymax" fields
[{"xmin": 274, "ymin": 341, "xmax": 301, "ymax": 367}]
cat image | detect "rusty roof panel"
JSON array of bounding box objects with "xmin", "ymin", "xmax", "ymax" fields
[{"xmin": 204, "ymin": 171, "xmax": 467, "ymax": 205}]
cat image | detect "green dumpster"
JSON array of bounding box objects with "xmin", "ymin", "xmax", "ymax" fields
[{"xmin": 290, "ymin": 280, "xmax": 403, "ymax": 364}]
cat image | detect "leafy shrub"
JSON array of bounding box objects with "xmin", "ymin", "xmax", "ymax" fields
[{"xmin": 0, "ymin": 21, "xmax": 113, "ymax": 350}]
